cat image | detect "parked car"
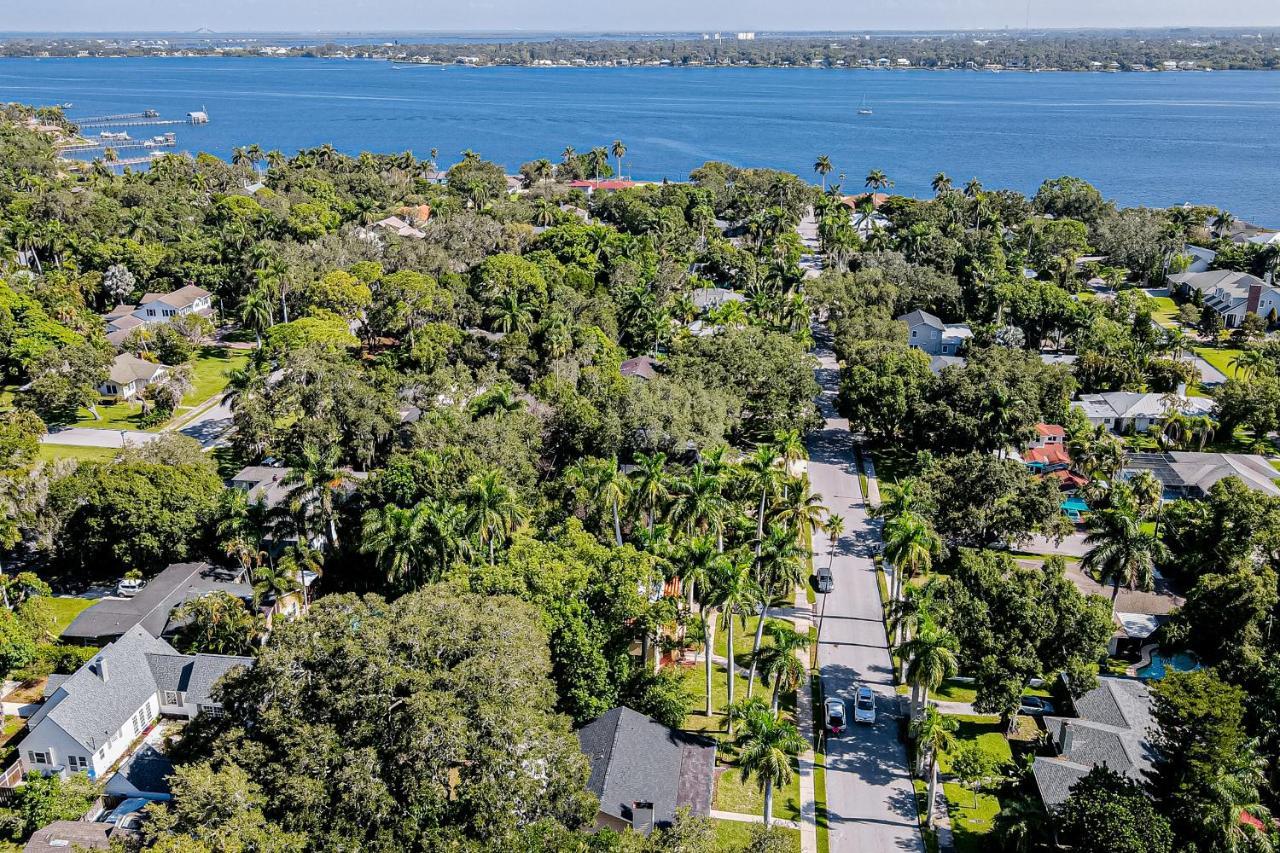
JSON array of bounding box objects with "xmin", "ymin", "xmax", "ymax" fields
[
  {"xmin": 815, "ymin": 565, "xmax": 834, "ymax": 594},
  {"xmin": 824, "ymin": 697, "xmax": 846, "ymax": 735},
  {"xmin": 115, "ymin": 578, "xmax": 146, "ymax": 598},
  {"xmin": 1019, "ymin": 696, "xmax": 1055, "ymax": 716},
  {"xmin": 102, "ymin": 798, "xmax": 150, "ymax": 825},
  {"xmin": 854, "ymin": 685, "xmax": 877, "ymax": 724}
]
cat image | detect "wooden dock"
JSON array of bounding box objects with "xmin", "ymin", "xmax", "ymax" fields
[
  {"xmin": 60, "ymin": 139, "xmax": 177, "ymax": 154},
  {"xmin": 78, "ymin": 118, "xmax": 192, "ymax": 128},
  {"xmin": 71, "ymin": 109, "xmax": 159, "ymax": 123}
]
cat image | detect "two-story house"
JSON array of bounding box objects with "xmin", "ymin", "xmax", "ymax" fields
[
  {"xmin": 897, "ymin": 309, "xmax": 973, "ymax": 356},
  {"xmin": 104, "ymin": 285, "xmax": 214, "ymax": 348}
]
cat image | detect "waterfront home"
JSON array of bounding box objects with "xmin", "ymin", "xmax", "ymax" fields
[
  {"xmin": 568, "ymin": 179, "xmax": 642, "ymax": 196},
  {"xmin": 1123, "ymin": 451, "xmax": 1280, "ymax": 498},
  {"xmin": 98, "ymin": 353, "xmax": 167, "ymax": 402},
  {"xmin": 1072, "ymin": 391, "xmax": 1212, "ymax": 435},
  {"xmin": 1032, "ymin": 677, "xmax": 1155, "ymax": 811},
  {"xmin": 16, "ymin": 625, "xmax": 252, "ymax": 781},
  {"xmin": 898, "ymin": 309, "xmax": 972, "ymax": 357},
  {"xmin": 1168, "ymin": 270, "xmax": 1279, "ymax": 328},
  {"xmin": 1181, "ymin": 244, "xmax": 1217, "ymax": 273},
  {"xmin": 370, "ymin": 215, "xmax": 425, "ymax": 239},
  {"xmin": 690, "ymin": 287, "xmax": 745, "ymax": 313},
  {"xmin": 577, "ymin": 707, "xmax": 715, "ymax": 835}
]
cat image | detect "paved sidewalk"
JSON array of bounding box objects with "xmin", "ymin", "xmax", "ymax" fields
[
  {"xmin": 41, "ymin": 427, "xmax": 165, "ymax": 449},
  {"xmin": 791, "ymin": 585, "xmax": 818, "ymax": 853}
]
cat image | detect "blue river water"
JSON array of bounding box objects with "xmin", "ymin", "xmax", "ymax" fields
[{"xmin": 2, "ymin": 57, "xmax": 1278, "ymax": 223}]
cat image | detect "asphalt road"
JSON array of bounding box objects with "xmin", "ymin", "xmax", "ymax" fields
[{"xmin": 809, "ymin": 336, "xmax": 925, "ymax": 853}]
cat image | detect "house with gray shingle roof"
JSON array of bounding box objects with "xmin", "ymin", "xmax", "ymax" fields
[
  {"xmin": 577, "ymin": 707, "xmax": 716, "ymax": 835},
  {"xmin": 898, "ymin": 309, "xmax": 972, "ymax": 356},
  {"xmin": 98, "ymin": 353, "xmax": 168, "ymax": 402},
  {"xmin": 17, "ymin": 625, "xmax": 252, "ymax": 782},
  {"xmin": 1032, "ymin": 677, "xmax": 1157, "ymax": 811}
]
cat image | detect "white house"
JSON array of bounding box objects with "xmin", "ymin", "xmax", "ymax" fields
[
  {"xmin": 898, "ymin": 309, "xmax": 972, "ymax": 356},
  {"xmin": 98, "ymin": 353, "xmax": 168, "ymax": 402},
  {"xmin": 1181, "ymin": 245, "xmax": 1217, "ymax": 274},
  {"xmin": 1073, "ymin": 391, "xmax": 1213, "ymax": 435},
  {"xmin": 103, "ymin": 285, "xmax": 214, "ymax": 347},
  {"xmin": 1168, "ymin": 270, "xmax": 1280, "ymax": 328},
  {"xmin": 16, "ymin": 626, "xmax": 252, "ymax": 781}
]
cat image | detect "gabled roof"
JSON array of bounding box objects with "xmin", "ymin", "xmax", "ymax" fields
[
  {"xmin": 896, "ymin": 309, "xmax": 945, "ymax": 331},
  {"xmin": 106, "ymin": 743, "xmax": 174, "ymax": 797},
  {"xmin": 690, "ymin": 287, "xmax": 745, "ymax": 311},
  {"xmin": 26, "ymin": 625, "xmax": 178, "ymax": 752},
  {"xmin": 1125, "ymin": 451, "xmax": 1280, "ymax": 497},
  {"xmin": 1074, "ymin": 392, "xmax": 1212, "ymax": 421},
  {"xmin": 107, "ymin": 353, "xmax": 167, "ymax": 386},
  {"xmin": 1032, "ymin": 677, "xmax": 1156, "ymax": 808},
  {"xmin": 104, "ymin": 304, "xmax": 138, "ymax": 321},
  {"xmin": 138, "ymin": 284, "xmax": 211, "ymax": 309},
  {"xmin": 62, "ymin": 562, "xmax": 253, "ymax": 643},
  {"xmin": 1035, "ymin": 423, "xmax": 1066, "ymax": 438},
  {"xmin": 620, "ymin": 356, "xmax": 659, "ymax": 380},
  {"xmin": 23, "ymin": 821, "xmax": 112, "ymax": 853},
  {"xmin": 577, "ymin": 706, "xmax": 716, "ymax": 830}
]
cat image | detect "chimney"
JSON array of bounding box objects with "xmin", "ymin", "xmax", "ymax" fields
[
  {"xmin": 1247, "ymin": 281, "xmax": 1262, "ymax": 316},
  {"xmin": 631, "ymin": 802, "xmax": 655, "ymax": 836},
  {"xmin": 1059, "ymin": 722, "xmax": 1073, "ymax": 757},
  {"xmin": 94, "ymin": 656, "xmax": 108, "ymax": 682}
]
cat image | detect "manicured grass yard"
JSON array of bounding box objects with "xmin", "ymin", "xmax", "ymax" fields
[
  {"xmin": 44, "ymin": 596, "xmax": 97, "ymax": 636},
  {"xmin": 182, "ymin": 346, "xmax": 249, "ymax": 406},
  {"xmin": 931, "ymin": 679, "xmax": 1052, "ymax": 704},
  {"xmin": 716, "ymin": 760, "xmax": 803, "ymax": 822},
  {"xmin": 1194, "ymin": 346, "xmax": 1245, "ymax": 380},
  {"xmin": 943, "ymin": 782, "xmax": 1002, "ymax": 853},
  {"xmin": 1147, "ymin": 295, "xmax": 1181, "ymax": 328},
  {"xmin": 713, "ymin": 819, "xmax": 801, "ymax": 852},
  {"xmin": 936, "ymin": 715, "xmax": 1013, "ymax": 775},
  {"xmin": 37, "ymin": 443, "xmax": 122, "ymax": 464},
  {"xmin": 713, "ymin": 615, "xmax": 785, "ymax": 669}
]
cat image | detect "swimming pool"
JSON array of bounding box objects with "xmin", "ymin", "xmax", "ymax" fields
[
  {"xmin": 1061, "ymin": 497, "xmax": 1089, "ymax": 513},
  {"xmin": 1137, "ymin": 651, "xmax": 1201, "ymax": 680}
]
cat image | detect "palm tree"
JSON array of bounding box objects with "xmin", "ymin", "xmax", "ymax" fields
[
  {"xmin": 991, "ymin": 795, "xmax": 1047, "ymax": 853},
  {"xmin": 746, "ymin": 524, "xmax": 805, "ymax": 696},
  {"xmin": 882, "ymin": 512, "xmax": 942, "ymax": 646},
  {"xmin": 628, "ymin": 451, "xmax": 670, "ymax": 532},
  {"xmin": 360, "ymin": 503, "xmax": 428, "ymax": 589},
  {"xmin": 772, "ymin": 477, "xmax": 828, "ymax": 548},
  {"xmin": 1231, "ymin": 347, "xmax": 1270, "ymax": 380},
  {"xmin": 754, "ymin": 622, "xmax": 811, "ymax": 711},
  {"xmin": 964, "ymin": 177, "xmax": 984, "ymax": 199},
  {"xmin": 813, "ymin": 155, "xmax": 833, "ymax": 191},
  {"xmin": 743, "ymin": 445, "xmax": 782, "ymax": 547},
  {"xmin": 560, "ymin": 145, "xmax": 576, "ymax": 167},
  {"xmin": 865, "ymin": 169, "xmax": 893, "ymax": 195},
  {"xmin": 682, "ymin": 538, "xmax": 729, "ymax": 716},
  {"xmin": 669, "ymin": 464, "xmax": 729, "ymax": 549},
  {"xmin": 772, "ymin": 428, "xmax": 808, "ymax": 496},
  {"xmin": 898, "ymin": 624, "xmax": 959, "ymax": 718},
  {"xmin": 463, "ymin": 470, "xmax": 525, "ymax": 564},
  {"xmin": 490, "ymin": 290, "xmax": 534, "ymax": 334},
  {"xmin": 589, "ymin": 147, "xmax": 609, "ymax": 181},
  {"xmin": 931, "ymin": 172, "xmax": 953, "ymax": 196},
  {"xmin": 567, "ymin": 457, "xmax": 631, "ymax": 546},
  {"xmin": 239, "ymin": 286, "xmax": 273, "ymax": 347},
  {"xmin": 251, "ymin": 562, "xmax": 301, "ymax": 609},
  {"xmin": 1128, "ymin": 470, "xmax": 1163, "ymax": 519},
  {"xmin": 1081, "ymin": 508, "xmax": 1170, "ymax": 611},
  {"xmin": 283, "ymin": 444, "xmax": 350, "ymax": 549},
  {"xmin": 611, "ymin": 139, "xmax": 627, "ymax": 179},
  {"xmin": 735, "ymin": 706, "xmax": 806, "ymax": 827},
  {"xmin": 816, "ymin": 514, "xmax": 844, "ymax": 639},
  {"xmin": 718, "ymin": 551, "xmax": 762, "ymax": 716},
  {"xmin": 912, "ymin": 706, "xmax": 958, "ymax": 828}
]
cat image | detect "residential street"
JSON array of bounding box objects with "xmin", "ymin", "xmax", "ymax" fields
[{"xmin": 808, "ymin": 333, "xmax": 925, "ymax": 853}]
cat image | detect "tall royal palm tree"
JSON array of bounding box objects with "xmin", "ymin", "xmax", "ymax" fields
[
  {"xmin": 629, "ymin": 451, "xmax": 670, "ymax": 532},
  {"xmin": 754, "ymin": 621, "xmax": 811, "ymax": 711},
  {"xmin": 882, "ymin": 512, "xmax": 943, "ymax": 645},
  {"xmin": 746, "ymin": 524, "xmax": 805, "ymax": 696},
  {"xmin": 239, "ymin": 286, "xmax": 274, "ymax": 348},
  {"xmin": 772, "ymin": 476, "xmax": 828, "ymax": 549},
  {"xmin": 931, "ymin": 172, "xmax": 953, "ymax": 196},
  {"xmin": 813, "ymin": 155, "xmax": 833, "ymax": 191},
  {"xmin": 743, "ymin": 444, "xmax": 782, "ymax": 546},
  {"xmin": 898, "ymin": 623, "xmax": 959, "ymax": 718},
  {"xmin": 669, "ymin": 464, "xmax": 729, "ymax": 550},
  {"xmin": 611, "ymin": 139, "xmax": 627, "ymax": 179},
  {"xmin": 1082, "ymin": 508, "xmax": 1170, "ymax": 612},
  {"xmin": 864, "ymin": 169, "xmax": 893, "ymax": 195},
  {"xmin": 360, "ymin": 502, "xmax": 428, "ymax": 589},
  {"xmin": 681, "ymin": 537, "xmax": 728, "ymax": 716},
  {"xmin": 1231, "ymin": 347, "xmax": 1269, "ymax": 380},
  {"xmin": 772, "ymin": 428, "xmax": 808, "ymax": 497},
  {"xmin": 735, "ymin": 706, "xmax": 807, "ymax": 827},
  {"xmin": 718, "ymin": 550, "xmax": 762, "ymax": 715},
  {"xmin": 283, "ymin": 444, "xmax": 350, "ymax": 549},
  {"xmin": 463, "ymin": 470, "xmax": 525, "ymax": 564},
  {"xmin": 912, "ymin": 707, "xmax": 958, "ymax": 827},
  {"xmin": 567, "ymin": 457, "xmax": 631, "ymax": 546}
]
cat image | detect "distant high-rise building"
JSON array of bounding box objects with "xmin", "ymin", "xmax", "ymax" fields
[{"xmin": 736, "ymin": 32, "xmax": 756, "ymax": 40}]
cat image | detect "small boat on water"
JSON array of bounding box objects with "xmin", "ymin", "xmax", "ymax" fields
[{"xmin": 857, "ymin": 96, "xmax": 873, "ymax": 116}]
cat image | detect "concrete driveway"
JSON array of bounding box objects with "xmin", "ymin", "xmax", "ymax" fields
[{"xmin": 809, "ymin": 335, "xmax": 924, "ymax": 853}]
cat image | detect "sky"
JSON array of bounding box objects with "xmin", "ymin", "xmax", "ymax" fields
[{"xmin": 6, "ymin": 0, "xmax": 1280, "ymax": 34}]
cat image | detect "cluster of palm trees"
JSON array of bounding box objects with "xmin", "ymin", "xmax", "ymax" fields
[
  {"xmin": 1079, "ymin": 472, "xmax": 1170, "ymax": 610},
  {"xmin": 567, "ymin": 430, "xmax": 832, "ymax": 720}
]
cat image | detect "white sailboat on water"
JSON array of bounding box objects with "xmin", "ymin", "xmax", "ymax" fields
[{"xmin": 857, "ymin": 96, "xmax": 873, "ymax": 116}]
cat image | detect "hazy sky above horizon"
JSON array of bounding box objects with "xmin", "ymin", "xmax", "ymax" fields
[{"xmin": 8, "ymin": 1, "xmax": 1280, "ymax": 33}]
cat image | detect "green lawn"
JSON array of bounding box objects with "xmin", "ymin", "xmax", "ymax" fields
[
  {"xmin": 182, "ymin": 346, "xmax": 249, "ymax": 406},
  {"xmin": 912, "ymin": 780, "xmax": 942, "ymax": 853},
  {"xmin": 713, "ymin": 819, "xmax": 801, "ymax": 852},
  {"xmin": 931, "ymin": 680, "xmax": 1052, "ymax": 704},
  {"xmin": 713, "ymin": 615, "xmax": 786, "ymax": 669},
  {"xmin": 943, "ymin": 782, "xmax": 1002, "ymax": 853},
  {"xmin": 1194, "ymin": 346, "xmax": 1245, "ymax": 380},
  {"xmin": 74, "ymin": 398, "xmax": 159, "ymax": 431},
  {"xmin": 37, "ymin": 443, "xmax": 122, "ymax": 464},
  {"xmin": 44, "ymin": 597, "xmax": 97, "ymax": 636},
  {"xmin": 1147, "ymin": 295, "xmax": 1181, "ymax": 328},
  {"xmin": 0, "ymin": 714, "xmax": 26, "ymax": 768},
  {"xmin": 716, "ymin": 759, "xmax": 803, "ymax": 822},
  {"xmin": 814, "ymin": 746, "xmax": 830, "ymax": 853},
  {"xmin": 677, "ymin": 661, "xmax": 789, "ymax": 739},
  {"xmin": 936, "ymin": 715, "xmax": 1013, "ymax": 775}
]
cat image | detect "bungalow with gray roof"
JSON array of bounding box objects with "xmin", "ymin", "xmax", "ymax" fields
[
  {"xmin": 1032, "ymin": 677, "xmax": 1157, "ymax": 811},
  {"xmin": 98, "ymin": 353, "xmax": 167, "ymax": 402},
  {"xmin": 577, "ymin": 707, "xmax": 716, "ymax": 835},
  {"xmin": 1168, "ymin": 270, "xmax": 1280, "ymax": 328},
  {"xmin": 1073, "ymin": 391, "xmax": 1212, "ymax": 435}
]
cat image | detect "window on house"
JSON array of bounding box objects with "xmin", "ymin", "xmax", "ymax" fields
[
  {"xmin": 98, "ymin": 748, "xmax": 106, "ymax": 760},
  {"xmin": 68, "ymin": 755, "xmax": 88, "ymax": 771},
  {"xmin": 28, "ymin": 751, "xmax": 48, "ymax": 765},
  {"xmin": 163, "ymin": 691, "xmax": 179, "ymax": 705},
  {"xmin": 910, "ymin": 330, "xmax": 917, "ymax": 337},
  {"xmin": 200, "ymin": 704, "xmax": 226, "ymax": 718},
  {"xmin": 146, "ymin": 309, "xmax": 155, "ymax": 317}
]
